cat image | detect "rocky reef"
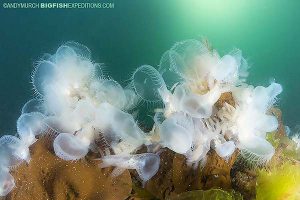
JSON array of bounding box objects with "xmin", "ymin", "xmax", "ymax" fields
[
  {"xmin": 1, "ymin": 40, "xmax": 299, "ymax": 200},
  {"xmin": 7, "ymin": 135, "xmax": 132, "ymax": 200}
]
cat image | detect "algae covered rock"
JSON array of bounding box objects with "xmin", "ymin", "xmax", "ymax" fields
[
  {"xmin": 136, "ymin": 147, "xmax": 239, "ymax": 199},
  {"xmin": 168, "ymin": 189, "xmax": 243, "ymax": 200},
  {"xmin": 6, "ymin": 135, "xmax": 132, "ymax": 200},
  {"xmin": 231, "ymin": 163, "xmax": 256, "ymax": 200},
  {"xmin": 201, "ymin": 150, "xmax": 238, "ymax": 190}
]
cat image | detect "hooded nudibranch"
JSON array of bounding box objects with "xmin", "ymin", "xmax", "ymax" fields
[
  {"xmin": 131, "ymin": 39, "xmax": 282, "ymax": 167},
  {"xmin": 29, "ymin": 42, "xmax": 159, "ymax": 182},
  {"xmin": 0, "ymin": 42, "xmax": 159, "ymax": 196},
  {"xmin": 0, "ymin": 39, "xmax": 285, "ymax": 196}
]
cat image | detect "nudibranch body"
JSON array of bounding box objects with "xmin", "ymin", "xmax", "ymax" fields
[
  {"xmin": 132, "ymin": 39, "xmax": 281, "ymax": 166},
  {"xmin": 0, "ymin": 168, "xmax": 15, "ymax": 196},
  {"xmin": 0, "ymin": 133, "xmax": 32, "ymax": 196},
  {"xmin": 0, "ymin": 42, "xmax": 160, "ymax": 196},
  {"xmin": 29, "ymin": 42, "xmax": 145, "ymax": 159},
  {"xmin": 29, "ymin": 42, "xmax": 159, "ymax": 181}
]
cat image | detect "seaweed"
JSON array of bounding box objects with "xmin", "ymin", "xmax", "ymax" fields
[{"xmin": 256, "ymin": 163, "xmax": 300, "ymax": 200}]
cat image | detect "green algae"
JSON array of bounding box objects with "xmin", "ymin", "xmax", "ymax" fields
[{"xmin": 256, "ymin": 163, "xmax": 300, "ymax": 200}]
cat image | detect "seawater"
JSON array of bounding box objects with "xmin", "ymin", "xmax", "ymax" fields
[{"xmin": 0, "ymin": 0, "xmax": 299, "ymax": 134}]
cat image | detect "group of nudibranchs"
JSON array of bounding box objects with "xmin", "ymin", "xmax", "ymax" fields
[{"xmin": 0, "ymin": 40, "xmax": 293, "ymax": 196}]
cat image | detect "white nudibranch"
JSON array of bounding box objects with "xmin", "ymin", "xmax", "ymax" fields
[
  {"xmin": 29, "ymin": 42, "xmax": 153, "ymax": 182},
  {"xmin": 0, "ymin": 41, "xmax": 156, "ymax": 196},
  {"xmin": 17, "ymin": 112, "xmax": 48, "ymax": 146},
  {"xmin": 0, "ymin": 134, "xmax": 31, "ymax": 196},
  {"xmin": 229, "ymin": 82, "xmax": 282, "ymax": 165},
  {"xmin": 0, "ymin": 135, "xmax": 30, "ymax": 168},
  {"xmin": 132, "ymin": 39, "xmax": 281, "ymax": 166},
  {"xmin": 0, "ymin": 103, "xmax": 49, "ymax": 195},
  {"xmin": 29, "ymin": 42, "xmax": 143, "ymax": 159},
  {"xmin": 0, "ymin": 168, "xmax": 15, "ymax": 197},
  {"xmin": 53, "ymin": 132, "xmax": 90, "ymax": 161},
  {"xmin": 159, "ymin": 113, "xmax": 194, "ymax": 154},
  {"xmin": 99, "ymin": 153, "xmax": 160, "ymax": 183}
]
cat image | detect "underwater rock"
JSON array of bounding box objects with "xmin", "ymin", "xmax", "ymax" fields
[
  {"xmin": 171, "ymin": 154, "xmax": 202, "ymax": 194},
  {"xmin": 269, "ymin": 108, "xmax": 286, "ymax": 137},
  {"xmin": 201, "ymin": 150, "xmax": 238, "ymax": 190},
  {"xmin": 231, "ymin": 163, "xmax": 257, "ymax": 200},
  {"xmin": 143, "ymin": 149, "xmax": 175, "ymax": 199},
  {"xmin": 137, "ymin": 148, "xmax": 238, "ymax": 199},
  {"xmin": 214, "ymin": 92, "xmax": 235, "ymax": 110},
  {"xmin": 6, "ymin": 135, "xmax": 132, "ymax": 200}
]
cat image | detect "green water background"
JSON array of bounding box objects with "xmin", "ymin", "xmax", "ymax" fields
[{"xmin": 0, "ymin": 0, "xmax": 299, "ymax": 135}]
